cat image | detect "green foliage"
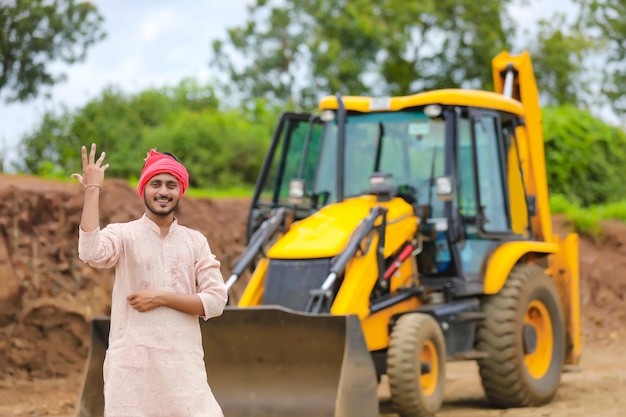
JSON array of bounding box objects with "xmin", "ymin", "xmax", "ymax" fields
[
  {"xmin": 211, "ymin": 0, "xmax": 515, "ymax": 109},
  {"xmin": 14, "ymin": 79, "xmax": 222, "ymax": 178},
  {"xmin": 140, "ymin": 108, "xmax": 274, "ymax": 188},
  {"xmin": 71, "ymin": 87, "xmax": 146, "ymax": 178},
  {"xmin": 185, "ymin": 186, "xmax": 254, "ymax": 199},
  {"xmin": 0, "ymin": 0, "xmax": 105, "ymax": 102},
  {"xmin": 15, "ymin": 108, "xmax": 77, "ymax": 176},
  {"xmin": 578, "ymin": 0, "xmax": 626, "ymax": 114},
  {"xmin": 549, "ymin": 193, "xmax": 574, "ymax": 215},
  {"xmin": 550, "ymin": 193, "xmax": 604, "ymax": 237},
  {"xmin": 550, "ymin": 193, "xmax": 626, "ymax": 239},
  {"xmin": 530, "ymin": 14, "xmax": 595, "ymax": 106},
  {"xmin": 37, "ymin": 160, "xmax": 67, "ymax": 180},
  {"xmin": 14, "ymin": 79, "xmax": 280, "ymax": 191},
  {"xmin": 543, "ymin": 105, "xmax": 626, "ymax": 206}
]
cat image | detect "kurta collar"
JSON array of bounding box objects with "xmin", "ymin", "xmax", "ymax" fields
[{"xmin": 140, "ymin": 213, "xmax": 179, "ymax": 236}]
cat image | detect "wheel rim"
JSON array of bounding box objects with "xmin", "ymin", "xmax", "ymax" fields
[
  {"xmin": 419, "ymin": 339, "xmax": 439, "ymax": 396},
  {"xmin": 524, "ymin": 300, "xmax": 553, "ymax": 378}
]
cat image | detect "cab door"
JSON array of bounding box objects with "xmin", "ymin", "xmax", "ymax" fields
[
  {"xmin": 471, "ymin": 111, "xmax": 511, "ymax": 235},
  {"xmin": 455, "ymin": 110, "xmax": 531, "ymax": 280},
  {"xmin": 247, "ymin": 112, "xmax": 324, "ymax": 240}
]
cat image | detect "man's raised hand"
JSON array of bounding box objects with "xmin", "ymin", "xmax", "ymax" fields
[{"xmin": 71, "ymin": 143, "xmax": 109, "ymax": 188}]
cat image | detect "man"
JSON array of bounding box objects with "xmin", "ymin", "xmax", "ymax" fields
[{"xmin": 73, "ymin": 143, "xmax": 228, "ymax": 417}]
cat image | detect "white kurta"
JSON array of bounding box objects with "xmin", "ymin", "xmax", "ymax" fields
[{"xmin": 78, "ymin": 214, "xmax": 228, "ymax": 417}]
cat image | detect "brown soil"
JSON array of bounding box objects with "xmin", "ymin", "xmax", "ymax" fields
[{"xmin": 0, "ymin": 174, "xmax": 625, "ymax": 416}]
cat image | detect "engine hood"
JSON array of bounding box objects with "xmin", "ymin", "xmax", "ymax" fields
[{"xmin": 267, "ymin": 195, "xmax": 417, "ymax": 259}]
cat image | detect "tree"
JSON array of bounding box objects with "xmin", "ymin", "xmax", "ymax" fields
[
  {"xmin": 212, "ymin": 0, "xmax": 620, "ymax": 114},
  {"xmin": 142, "ymin": 107, "xmax": 274, "ymax": 188},
  {"xmin": 16, "ymin": 106, "xmax": 76, "ymax": 176},
  {"xmin": 14, "ymin": 79, "xmax": 278, "ymax": 190},
  {"xmin": 211, "ymin": 0, "xmax": 516, "ymax": 110},
  {"xmin": 0, "ymin": 0, "xmax": 105, "ymax": 102},
  {"xmin": 15, "ymin": 80, "xmax": 221, "ymax": 177},
  {"xmin": 529, "ymin": 13, "xmax": 595, "ymax": 107},
  {"xmin": 578, "ymin": 0, "xmax": 626, "ymax": 117}
]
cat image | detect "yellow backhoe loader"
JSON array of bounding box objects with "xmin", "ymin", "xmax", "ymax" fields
[{"xmin": 76, "ymin": 50, "xmax": 580, "ymax": 417}]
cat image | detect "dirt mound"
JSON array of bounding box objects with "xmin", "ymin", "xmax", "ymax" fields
[
  {"xmin": 0, "ymin": 174, "xmax": 624, "ymax": 380},
  {"xmin": 576, "ymin": 219, "xmax": 626, "ymax": 341},
  {"xmin": 0, "ymin": 175, "xmax": 249, "ymax": 379}
]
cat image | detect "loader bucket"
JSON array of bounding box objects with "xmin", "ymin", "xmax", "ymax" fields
[
  {"xmin": 203, "ymin": 306, "xmax": 379, "ymax": 417},
  {"xmin": 75, "ymin": 317, "xmax": 110, "ymax": 417},
  {"xmin": 74, "ymin": 307, "xmax": 378, "ymax": 417}
]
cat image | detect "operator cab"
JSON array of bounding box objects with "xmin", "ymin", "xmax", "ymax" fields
[{"xmin": 248, "ymin": 91, "xmax": 534, "ymax": 297}]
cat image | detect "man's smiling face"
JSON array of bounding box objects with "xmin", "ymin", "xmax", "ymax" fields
[{"xmin": 143, "ymin": 173, "xmax": 181, "ymax": 217}]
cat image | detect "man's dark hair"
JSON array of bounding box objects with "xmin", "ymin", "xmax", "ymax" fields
[{"xmin": 161, "ymin": 151, "xmax": 181, "ymax": 162}]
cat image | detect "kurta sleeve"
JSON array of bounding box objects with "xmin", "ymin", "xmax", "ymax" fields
[
  {"xmin": 194, "ymin": 236, "xmax": 227, "ymax": 321},
  {"xmin": 78, "ymin": 225, "xmax": 122, "ymax": 269}
]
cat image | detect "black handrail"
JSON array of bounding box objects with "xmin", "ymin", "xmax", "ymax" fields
[{"xmin": 225, "ymin": 207, "xmax": 290, "ymax": 292}]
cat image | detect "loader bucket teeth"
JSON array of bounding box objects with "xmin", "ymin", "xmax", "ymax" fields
[{"xmin": 202, "ymin": 306, "xmax": 379, "ymax": 417}]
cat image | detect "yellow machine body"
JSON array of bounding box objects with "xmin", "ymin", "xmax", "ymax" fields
[
  {"xmin": 76, "ymin": 50, "xmax": 580, "ymax": 417},
  {"xmin": 238, "ymin": 195, "xmax": 422, "ymax": 352}
]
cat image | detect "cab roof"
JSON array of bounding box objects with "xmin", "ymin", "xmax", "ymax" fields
[{"xmin": 318, "ymin": 89, "xmax": 524, "ymax": 116}]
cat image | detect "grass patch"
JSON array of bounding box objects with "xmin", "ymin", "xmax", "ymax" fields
[
  {"xmin": 550, "ymin": 194, "xmax": 626, "ymax": 239},
  {"xmin": 186, "ymin": 186, "xmax": 253, "ymax": 199}
]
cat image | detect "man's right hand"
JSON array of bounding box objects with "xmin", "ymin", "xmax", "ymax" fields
[
  {"xmin": 71, "ymin": 143, "xmax": 109, "ymax": 187},
  {"xmin": 73, "ymin": 143, "xmax": 109, "ymax": 232}
]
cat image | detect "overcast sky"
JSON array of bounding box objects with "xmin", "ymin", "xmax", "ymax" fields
[
  {"xmin": 0, "ymin": 0, "xmax": 251, "ymax": 162},
  {"xmin": 0, "ymin": 0, "xmax": 570, "ymax": 164}
]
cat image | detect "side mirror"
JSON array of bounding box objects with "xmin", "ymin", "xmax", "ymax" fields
[
  {"xmin": 435, "ymin": 176, "xmax": 454, "ymax": 202},
  {"xmin": 288, "ymin": 178, "xmax": 306, "ymax": 204}
]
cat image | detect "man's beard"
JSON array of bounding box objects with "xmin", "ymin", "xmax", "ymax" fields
[{"xmin": 145, "ymin": 194, "xmax": 180, "ymax": 217}]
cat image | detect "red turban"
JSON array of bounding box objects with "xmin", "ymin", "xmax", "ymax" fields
[{"xmin": 137, "ymin": 149, "xmax": 189, "ymax": 198}]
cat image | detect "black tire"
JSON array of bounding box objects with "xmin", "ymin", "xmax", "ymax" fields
[
  {"xmin": 476, "ymin": 263, "xmax": 565, "ymax": 407},
  {"xmin": 387, "ymin": 313, "xmax": 446, "ymax": 417}
]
